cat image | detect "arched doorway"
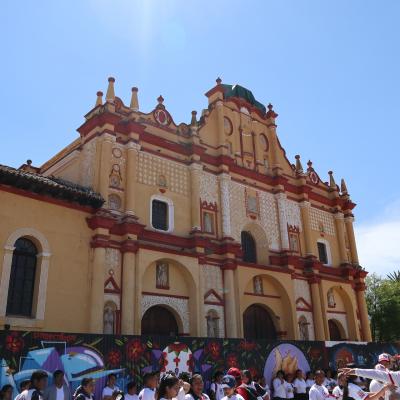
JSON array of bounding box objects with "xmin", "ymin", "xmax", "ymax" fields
[
  {"xmin": 243, "ymin": 304, "xmax": 277, "ymax": 339},
  {"xmin": 328, "ymin": 319, "xmax": 344, "ymax": 340},
  {"xmin": 141, "ymin": 305, "xmax": 179, "ymax": 336},
  {"xmin": 241, "ymin": 231, "xmax": 257, "ymax": 263}
]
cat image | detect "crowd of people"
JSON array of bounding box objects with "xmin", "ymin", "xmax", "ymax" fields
[{"xmin": 1, "ymin": 353, "xmax": 399, "ymax": 400}]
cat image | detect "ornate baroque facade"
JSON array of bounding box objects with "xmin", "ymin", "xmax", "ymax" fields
[{"xmin": 0, "ymin": 78, "xmax": 371, "ymax": 341}]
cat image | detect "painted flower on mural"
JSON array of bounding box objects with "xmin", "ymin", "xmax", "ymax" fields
[
  {"xmin": 107, "ymin": 350, "xmax": 121, "ymax": 367},
  {"xmin": 239, "ymin": 341, "xmax": 257, "ymax": 351},
  {"xmin": 5, "ymin": 332, "xmax": 24, "ymax": 354},
  {"xmin": 126, "ymin": 339, "xmax": 145, "ymax": 361},
  {"xmin": 206, "ymin": 341, "xmax": 221, "ymax": 360},
  {"xmin": 226, "ymin": 353, "xmax": 239, "ymax": 368}
]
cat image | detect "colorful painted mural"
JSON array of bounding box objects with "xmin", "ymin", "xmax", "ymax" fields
[{"xmin": 0, "ymin": 331, "xmax": 398, "ymax": 400}]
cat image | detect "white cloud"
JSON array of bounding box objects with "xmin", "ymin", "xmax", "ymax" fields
[{"xmin": 355, "ymin": 201, "xmax": 400, "ymax": 277}]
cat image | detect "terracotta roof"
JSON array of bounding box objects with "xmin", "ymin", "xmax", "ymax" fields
[{"xmin": 0, "ymin": 164, "xmax": 104, "ymax": 208}]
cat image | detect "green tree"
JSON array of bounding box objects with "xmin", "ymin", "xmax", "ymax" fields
[
  {"xmin": 365, "ymin": 273, "xmax": 400, "ymax": 341},
  {"xmin": 387, "ymin": 270, "xmax": 400, "ymax": 282}
]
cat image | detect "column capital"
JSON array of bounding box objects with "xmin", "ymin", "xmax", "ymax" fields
[
  {"xmin": 102, "ymin": 132, "xmax": 116, "ymax": 143},
  {"xmin": 126, "ymin": 141, "xmax": 141, "ymax": 151},
  {"xmin": 334, "ymin": 212, "xmax": 345, "ymax": 220},
  {"xmin": 3, "ymin": 246, "xmax": 15, "ymax": 253},
  {"xmin": 308, "ymin": 275, "xmax": 321, "ymax": 284},
  {"xmin": 189, "ymin": 162, "xmax": 203, "ymax": 172},
  {"xmin": 299, "ymin": 200, "xmax": 311, "ymax": 209},
  {"xmin": 275, "ymin": 192, "xmax": 287, "ymax": 201},
  {"xmin": 344, "ymin": 215, "xmax": 355, "ymax": 223},
  {"xmin": 37, "ymin": 252, "xmax": 52, "ymax": 259},
  {"xmin": 218, "ymin": 172, "xmax": 231, "ymax": 182}
]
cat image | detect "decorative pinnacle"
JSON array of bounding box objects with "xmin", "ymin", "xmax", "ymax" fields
[
  {"xmin": 295, "ymin": 155, "xmax": 303, "ymax": 173},
  {"xmin": 130, "ymin": 87, "xmax": 139, "ymax": 111},
  {"xmin": 191, "ymin": 110, "xmax": 197, "ymax": 126},
  {"xmin": 106, "ymin": 77, "xmax": 115, "ymax": 102},
  {"xmin": 307, "ymin": 160, "xmax": 313, "ymax": 169},
  {"xmin": 27, "ymin": 159, "xmax": 32, "ymax": 166},
  {"xmin": 328, "ymin": 171, "xmax": 336, "ymax": 189},
  {"xmin": 157, "ymin": 95, "xmax": 164, "ymax": 104},
  {"xmin": 216, "ymin": 77, "xmax": 222, "ymax": 85},
  {"xmin": 266, "ymin": 103, "xmax": 278, "ymax": 118},
  {"xmin": 95, "ymin": 91, "xmax": 103, "ymax": 107},
  {"xmin": 340, "ymin": 178, "xmax": 349, "ymax": 195}
]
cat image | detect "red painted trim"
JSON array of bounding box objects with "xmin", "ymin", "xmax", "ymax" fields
[
  {"xmin": 204, "ymin": 289, "xmax": 224, "ymax": 304},
  {"xmin": 142, "ymin": 291, "xmax": 189, "ymax": 300},
  {"xmin": 0, "ymin": 184, "xmax": 96, "ymax": 213},
  {"xmin": 104, "ymin": 276, "xmax": 121, "ymax": 294},
  {"xmin": 296, "ymin": 307, "xmax": 313, "ymax": 312},
  {"xmin": 244, "ymin": 292, "xmax": 281, "ymax": 299},
  {"xmin": 327, "ymin": 310, "xmax": 347, "ymax": 315},
  {"xmin": 296, "ymin": 297, "xmax": 313, "ymax": 310}
]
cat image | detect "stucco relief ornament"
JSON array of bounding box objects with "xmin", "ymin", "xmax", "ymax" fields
[
  {"xmin": 307, "ymin": 160, "xmax": 319, "ymax": 185},
  {"xmin": 153, "ymin": 95, "xmax": 172, "ymax": 126}
]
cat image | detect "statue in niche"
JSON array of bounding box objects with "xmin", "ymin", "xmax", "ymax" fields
[
  {"xmin": 206, "ymin": 311, "xmax": 219, "ymax": 337},
  {"xmin": 327, "ymin": 288, "xmax": 336, "ymax": 308},
  {"xmin": 103, "ymin": 304, "xmax": 115, "ymax": 334},
  {"xmin": 253, "ymin": 276, "xmax": 263, "ymax": 295},
  {"xmin": 156, "ymin": 262, "xmax": 169, "ymax": 288},
  {"xmin": 299, "ymin": 317, "xmax": 309, "ymax": 340}
]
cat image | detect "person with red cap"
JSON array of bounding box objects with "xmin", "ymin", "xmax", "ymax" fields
[{"xmin": 226, "ymin": 369, "xmax": 259, "ymax": 400}]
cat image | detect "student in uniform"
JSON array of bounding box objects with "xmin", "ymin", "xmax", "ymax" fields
[
  {"xmin": 340, "ymin": 366, "xmax": 400, "ymax": 387},
  {"xmin": 156, "ymin": 374, "xmax": 181, "ymax": 400},
  {"xmin": 308, "ymin": 370, "xmax": 329, "ymax": 400},
  {"xmin": 125, "ymin": 382, "xmax": 139, "ymax": 400},
  {"xmin": 284, "ymin": 375, "xmax": 294, "ymax": 400},
  {"xmin": 1, "ymin": 385, "xmax": 13, "ymax": 400},
  {"xmin": 139, "ymin": 373, "xmax": 158, "ymax": 400},
  {"xmin": 15, "ymin": 380, "xmax": 31, "ymax": 400},
  {"xmin": 19, "ymin": 371, "xmax": 49, "ymax": 400},
  {"xmin": 210, "ymin": 372, "xmax": 225, "ymax": 400},
  {"xmin": 332, "ymin": 372, "xmax": 347, "ymax": 400},
  {"xmin": 305, "ymin": 373, "xmax": 314, "ymax": 394},
  {"xmin": 292, "ymin": 370, "xmax": 307, "ymax": 400},
  {"xmin": 220, "ymin": 376, "xmax": 245, "ymax": 400},
  {"xmin": 102, "ymin": 375, "xmax": 120, "ymax": 400},
  {"xmin": 74, "ymin": 378, "xmax": 95, "ymax": 400},
  {"xmin": 185, "ymin": 375, "xmax": 210, "ymax": 400},
  {"xmin": 272, "ymin": 371, "xmax": 287, "ymax": 400}
]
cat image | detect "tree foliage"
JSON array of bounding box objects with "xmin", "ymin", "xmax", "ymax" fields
[{"xmin": 365, "ymin": 272, "xmax": 400, "ymax": 341}]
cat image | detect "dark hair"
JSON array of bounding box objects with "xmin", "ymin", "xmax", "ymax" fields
[
  {"xmin": 241, "ymin": 370, "xmax": 252, "ymax": 382},
  {"xmin": 314, "ymin": 370, "xmax": 325, "ymax": 377},
  {"xmin": 31, "ymin": 370, "xmax": 48, "ymax": 384},
  {"xmin": 179, "ymin": 372, "xmax": 191, "ymax": 383},
  {"xmin": 156, "ymin": 374, "xmax": 179, "ymax": 400},
  {"xmin": 276, "ymin": 370, "xmax": 284, "ymax": 378},
  {"xmin": 108, "ymin": 374, "xmax": 117, "ymax": 381},
  {"xmin": 53, "ymin": 370, "xmax": 64, "ymax": 379},
  {"xmin": 19, "ymin": 380, "xmax": 31, "ymax": 391},
  {"xmin": 81, "ymin": 378, "xmax": 95, "ymax": 388},
  {"xmin": 143, "ymin": 372, "xmax": 156, "ymax": 385},
  {"xmin": 189, "ymin": 374, "xmax": 203, "ymax": 396},
  {"xmin": 305, "ymin": 372, "xmax": 313, "ymax": 379},
  {"xmin": 213, "ymin": 371, "xmax": 224, "ymax": 380},
  {"xmin": 1, "ymin": 385, "xmax": 13, "ymax": 393},
  {"xmin": 127, "ymin": 381, "xmax": 137, "ymax": 391}
]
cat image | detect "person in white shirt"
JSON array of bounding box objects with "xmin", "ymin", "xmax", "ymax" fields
[
  {"xmin": 125, "ymin": 382, "xmax": 139, "ymax": 400},
  {"xmin": 102, "ymin": 374, "xmax": 120, "ymax": 400},
  {"xmin": 305, "ymin": 373, "xmax": 314, "ymax": 394},
  {"xmin": 220, "ymin": 375, "xmax": 245, "ymax": 400},
  {"xmin": 19, "ymin": 370, "xmax": 49, "ymax": 400},
  {"xmin": 15, "ymin": 380, "xmax": 31, "ymax": 400},
  {"xmin": 44, "ymin": 370, "xmax": 71, "ymax": 400},
  {"xmin": 292, "ymin": 370, "xmax": 307, "ymax": 400},
  {"xmin": 339, "ymin": 367, "xmax": 400, "ymax": 388},
  {"xmin": 210, "ymin": 372, "xmax": 225, "ymax": 400},
  {"xmin": 332, "ymin": 373, "xmax": 347, "ymax": 400},
  {"xmin": 323, "ymin": 370, "xmax": 337, "ymax": 394},
  {"xmin": 308, "ymin": 370, "xmax": 330, "ymax": 400},
  {"xmin": 185, "ymin": 375, "xmax": 210, "ymax": 400},
  {"xmin": 272, "ymin": 371, "xmax": 287, "ymax": 400},
  {"xmin": 284, "ymin": 375, "xmax": 294, "ymax": 400},
  {"xmin": 139, "ymin": 373, "xmax": 158, "ymax": 400},
  {"xmin": 156, "ymin": 374, "xmax": 182, "ymax": 400}
]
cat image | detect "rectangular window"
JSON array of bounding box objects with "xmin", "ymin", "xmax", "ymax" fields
[
  {"xmin": 317, "ymin": 242, "xmax": 328, "ymax": 264},
  {"xmin": 247, "ymin": 196, "xmax": 258, "ymax": 214},
  {"xmin": 152, "ymin": 200, "xmax": 168, "ymax": 231},
  {"xmin": 203, "ymin": 211, "xmax": 215, "ymax": 234},
  {"xmin": 289, "ymin": 233, "xmax": 300, "ymax": 253}
]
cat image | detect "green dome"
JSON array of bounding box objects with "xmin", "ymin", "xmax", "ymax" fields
[{"xmin": 221, "ymin": 84, "xmax": 266, "ymax": 114}]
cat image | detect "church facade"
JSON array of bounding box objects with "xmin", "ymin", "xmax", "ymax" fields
[{"xmin": 0, "ymin": 77, "xmax": 371, "ymax": 341}]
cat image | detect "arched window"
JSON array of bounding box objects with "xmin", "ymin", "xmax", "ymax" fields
[
  {"xmin": 6, "ymin": 238, "xmax": 38, "ymax": 317},
  {"xmin": 241, "ymin": 231, "xmax": 257, "ymax": 263}
]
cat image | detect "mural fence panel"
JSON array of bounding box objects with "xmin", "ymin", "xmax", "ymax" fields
[{"xmin": 0, "ymin": 331, "xmax": 398, "ymax": 400}]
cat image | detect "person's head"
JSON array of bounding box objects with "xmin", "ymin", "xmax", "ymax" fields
[
  {"xmin": 156, "ymin": 374, "xmax": 180, "ymax": 400},
  {"xmin": 31, "ymin": 371, "xmax": 48, "ymax": 391},
  {"xmin": 295, "ymin": 370, "xmax": 303, "ymax": 380},
  {"xmin": 285, "ymin": 373, "xmax": 293, "ymax": 383},
  {"xmin": 337, "ymin": 373, "xmax": 347, "ymax": 387},
  {"xmin": 1, "ymin": 385, "xmax": 13, "ymax": 400},
  {"xmin": 378, "ymin": 353, "xmax": 391, "ymax": 369},
  {"xmin": 19, "ymin": 380, "xmax": 30, "ymax": 392},
  {"xmin": 221, "ymin": 375, "xmax": 236, "ymax": 397},
  {"xmin": 190, "ymin": 375, "xmax": 204, "ymax": 396},
  {"xmin": 306, "ymin": 372, "xmax": 314, "ymax": 380},
  {"xmin": 258, "ymin": 376, "xmax": 266, "ymax": 386},
  {"xmin": 314, "ymin": 370, "xmax": 325, "ymax": 386},
  {"xmin": 107, "ymin": 374, "xmax": 117, "ymax": 388},
  {"xmin": 53, "ymin": 371, "xmax": 64, "ymax": 388},
  {"xmin": 275, "ymin": 370, "xmax": 284, "ymax": 380},
  {"xmin": 127, "ymin": 381, "xmax": 137, "ymax": 395},
  {"xmin": 241, "ymin": 370, "xmax": 252, "ymax": 385},
  {"xmin": 325, "ymin": 369, "xmax": 332, "ymax": 379},
  {"xmin": 214, "ymin": 371, "xmax": 224, "ymax": 384},
  {"xmin": 227, "ymin": 368, "xmax": 241, "ymax": 386},
  {"xmin": 81, "ymin": 378, "xmax": 95, "ymax": 395},
  {"xmin": 179, "ymin": 373, "xmax": 191, "ymax": 384},
  {"xmin": 143, "ymin": 372, "xmax": 158, "ymax": 390}
]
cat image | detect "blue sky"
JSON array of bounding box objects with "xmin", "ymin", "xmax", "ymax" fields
[{"xmin": 1, "ymin": 0, "xmax": 399, "ymax": 275}]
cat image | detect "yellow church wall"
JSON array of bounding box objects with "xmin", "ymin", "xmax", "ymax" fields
[{"xmin": 0, "ymin": 190, "xmax": 93, "ymax": 333}]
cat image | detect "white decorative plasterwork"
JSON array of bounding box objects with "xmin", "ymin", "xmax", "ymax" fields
[
  {"xmin": 105, "ymin": 248, "xmax": 121, "ymax": 270},
  {"xmin": 294, "ymin": 279, "xmax": 312, "ymax": 304},
  {"xmin": 200, "ymin": 171, "xmax": 218, "ymax": 205},
  {"xmin": 219, "ymin": 174, "xmax": 232, "ymax": 237},
  {"xmin": 202, "ymin": 265, "xmax": 224, "ymax": 297},
  {"xmin": 286, "ymin": 199, "xmax": 302, "ymax": 230},
  {"xmin": 310, "ymin": 207, "xmax": 336, "ymax": 236},
  {"xmin": 258, "ymin": 191, "xmax": 280, "ymax": 250},
  {"xmin": 275, "ymin": 193, "xmax": 290, "ymax": 249},
  {"xmin": 137, "ymin": 152, "xmax": 189, "ymax": 196},
  {"xmin": 142, "ymin": 295, "xmax": 189, "ymax": 333},
  {"xmin": 80, "ymin": 139, "xmax": 96, "ymax": 187}
]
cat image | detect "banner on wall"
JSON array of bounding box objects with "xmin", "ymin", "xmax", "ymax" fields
[{"xmin": 0, "ymin": 331, "xmax": 398, "ymax": 400}]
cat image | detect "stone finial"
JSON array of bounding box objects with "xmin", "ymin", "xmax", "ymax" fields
[
  {"xmin": 295, "ymin": 155, "xmax": 303, "ymax": 173},
  {"xmin": 266, "ymin": 103, "xmax": 278, "ymax": 118},
  {"xmin": 106, "ymin": 77, "xmax": 115, "ymax": 102},
  {"xmin": 216, "ymin": 77, "xmax": 222, "ymax": 85},
  {"xmin": 307, "ymin": 160, "xmax": 313, "ymax": 171},
  {"xmin": 341, "ymin": 178, "xmax": 348, "ymax": 195},
  {"xmin": 27, "ymin": 159, "xmax": 32, "ymax": 166},
  {"xmin": 130, "ymin": 87, "xmax": 139, "ymax": 111},
  {"xmin": 328, "ymin": 171, "xmax": 336, "ymax": 190},
  {"xmin": 191, "ymin": 110, "xmax": 197, "ymax": 126},
  {"xmin": 157, "ymin": 95, "xmax": 164, "ymax": 105},
  {"xmin": 95, "ymin": 91, "xmax": 103, "ymax": 107}
]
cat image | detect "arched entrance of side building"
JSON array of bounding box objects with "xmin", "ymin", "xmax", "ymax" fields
[
  {"xmin": 243, "ymin": 304, "xmax": 277, "ymax": 339},
  {"xmin": 328, "ymin": 319, "xmax": 346, "ymax": 341},
  {"xmin": 142, "ymin": 305, "xmax": 179, "ymax": 336}
]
